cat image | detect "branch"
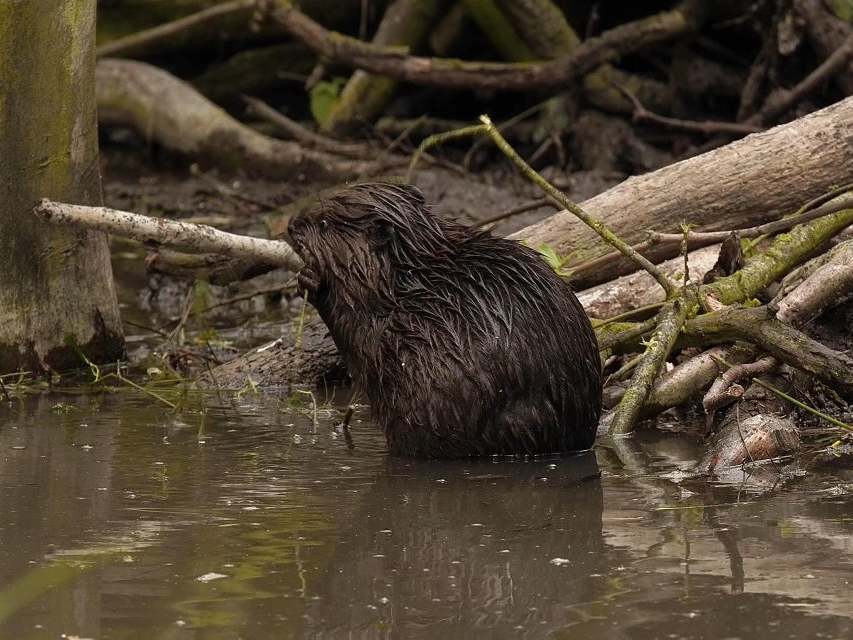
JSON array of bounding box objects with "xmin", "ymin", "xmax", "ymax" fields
[
  {"xmin": 642, "ymin": 344, "xmax": 757, "ymax": 418},
  {"xmin": 96, "ymin": 59, "xmax": 368, "ymax": 181},
  {"xmin": 96, "ymin": 0, "xmax": 255, "ymax": 59},
  {"xmin": 753, "ymin": 33, "xmax": 853, "ymax": 124},
  {"xmin": 700, "ymin": 206, "xmax": 853, "ymax": 307},
  {"xmin": 264, "ymin": 0, "xmax": 708, "ymax": 91},
  {"xmin": 568, "ymin": 188, "xmax": 853, "ymax": 287},
  {"xmin": 33, "ymin": 200, "xmax": 304, "ymax": 272},
  {"xmin": 774, "ymin": 240, "xmax": 853, "ymax": 326},
  {"xmin": 616, "ymin": 83, "xmax": 763, "ymax": 136},
  {"xmin": 478, "ymin": 115, "xmax": 679, "ymax": 296},
  {"xmin": 609, "ymin": 298, "xmax": 690, "ymax": 435},
  {"xmin": 702, "ymin": 356, "xmax": 779, "ymax": 419},
  {"xmin": 683, "ymin": 306, "xmax": 853, "ymax": 394},
  {"xmin": 473, "ymin": 197, "xmax": 560, "ymax": 229},
  {"xmin": 243, "ymin": 96, "xmax": 375, "ymax": 159}
]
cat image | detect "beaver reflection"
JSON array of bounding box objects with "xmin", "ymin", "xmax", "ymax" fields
[
  {"xmin": 303, "ymin": 453, "xmax": 604, "ymax": 639},
  {"xmin": 288, "ymin": 183, "xmax": 602, "ymax": 458}
]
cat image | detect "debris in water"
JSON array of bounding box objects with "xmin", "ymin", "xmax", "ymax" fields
[{"xmin": 196, "ymin": 572, "xmax": 227, "ymax": 582}]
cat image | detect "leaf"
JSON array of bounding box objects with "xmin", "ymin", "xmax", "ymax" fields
[
  {"xmin": 536, "ymin": 243, "xmax": 562, "ymax": 271},
  {"xmin": 828, "ymin": 0, "xmax": 853, "ymax": 22},
  {"xmin": 535, "ymin": 243, "xmax": 575, "ymax": 277},
  {"xmin": 309, "ymin": 77, "xmax": 346, "ymax": 126}
]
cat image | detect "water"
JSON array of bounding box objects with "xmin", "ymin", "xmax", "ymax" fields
[{"xmin": 1, "ymin": 392, "xmax": 851, "ymax": 639}]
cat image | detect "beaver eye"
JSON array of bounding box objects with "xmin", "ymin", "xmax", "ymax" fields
[{"xmin": 320, "ymin": 219, "xmax": 328, "ymax": 228}]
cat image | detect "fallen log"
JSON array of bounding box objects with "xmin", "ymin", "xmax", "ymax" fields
[
  {"xmin": 96, "ymin": 59, "xmax": 369, "ymax": 181},
  {"xmin": 699, "ymin": 410, "xmax": 801, "ymax": 472},
  {"xmin": 198, "ymin": 316, "xmax": 346, "ymax": 389},
  {"xmin": 513, "ymin": 96, "xmax": 853, "ymax": 287},
  {"xmin": 578, "ymin": 245, "xmax": 719, "ymax": 319}
]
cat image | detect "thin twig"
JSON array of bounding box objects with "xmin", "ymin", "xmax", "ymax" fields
[
  {"xmin": 198, "ymin": 279, "xmax": 296, "ymax": 314},
  {"xmin": 711, "ymin": 355, "xmax": 852, "ymax": 432},
  {"xmin": 473, "ymin": 197, "xmax": 560, "ymax": 229},
  {"xmin": 166, "ymin": 283, "xmax": 196, "ymax": 345},
  {"xmin": 189, "ymin": 163, "xmax": 278, "ymax": 210},
  {"xmin": 407, "ymin": 124, "xmax": 487, "ymax": 181},
  {"xmin": 592, "ymin": 301, "xmax": 666, "ymax": 329},
  {"xmin": 96, "ymin": 0, "xmax": 253, "ymax": 58},
  {"xmin": 463, "ymin": 101, "xmax": 550, "ymax": 170},
  {"xmin": 105, "ymin": 370, "xmax": 178, "ymax": 410},
  {"xmin": 615, "ymin": 82, "xmax": 762, "ymax": 136},
  {"xmin": 244, "ymin": 95, "xmax": 374, "ymax": 159},
  {"xmin": 605, "ymin": 353, "xmax": 644, "ymax": 386},
  {"xmin": 753, "ymin": 33, "xmax": 853, "ymax": 124},
  {"xmin": 124, "ymin": 319, "xmax": 169, "ymax": 338},
  {"xmin": 479, "ymin": 115, "xmax": 679, "ymax": 297},
  {"xmin": 681, "ymin": 224, "xmax": 691, "ymax": 295}
]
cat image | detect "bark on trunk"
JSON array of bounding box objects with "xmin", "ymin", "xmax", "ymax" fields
[
  {"xmin": 0, "ymin": 0, "xmax": 124, "ymax": 374},
  {"xmin": 512, "ymin": 97, "xmax": 853, "ymax": 285}
]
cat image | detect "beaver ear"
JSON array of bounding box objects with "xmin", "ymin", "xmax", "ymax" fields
[{"xmin": 371, "ymin": 218, "xmax": 396, "ymax": 249}]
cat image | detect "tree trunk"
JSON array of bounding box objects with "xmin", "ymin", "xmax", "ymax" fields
[{"xmin": 0, "ymin": 0, "xmax": 124, "ymax": 374}]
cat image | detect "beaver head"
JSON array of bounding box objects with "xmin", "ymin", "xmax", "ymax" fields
[
  {"xmin": 288, "ymin": 182, "xmax": 602, "ymax": 458},
  {"xmin": 288, "ymin": 183, "xmax": 454, "ymax": 310}
]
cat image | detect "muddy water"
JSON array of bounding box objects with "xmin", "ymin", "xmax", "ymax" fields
[{"xmin": 0, "ymin": 393, "xmax": 851, "ymax": 640}]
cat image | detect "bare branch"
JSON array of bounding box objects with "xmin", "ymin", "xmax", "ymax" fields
[
  {"xmin": 264, "ymin": 0, "xmax": 709, "ymax": 91},
  {"xmin": 33, "ymin": 200, "xmax": 304, "ymax": 272}
]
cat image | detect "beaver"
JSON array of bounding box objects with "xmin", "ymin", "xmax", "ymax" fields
[{"xmin": 288, "ymin": 183, "xmax": 601, "ymax": 458}]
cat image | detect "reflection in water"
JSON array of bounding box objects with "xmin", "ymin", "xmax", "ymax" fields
[
  {"xmin": 305, "ymin": 454, "xmax": 604, "ymax": 639},
  {"xmin": 0, "ymin": 393, "xmax": 851, "ymax": 639}
]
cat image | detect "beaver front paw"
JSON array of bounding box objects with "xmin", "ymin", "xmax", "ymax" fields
[{"xmin": 296, "ymin": 266, "xmax": 321, "ymax": 301}]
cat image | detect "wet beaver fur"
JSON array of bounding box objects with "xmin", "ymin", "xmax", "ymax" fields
[{"xmin": 288, "ymin": 183, "xmax": 602, "ymax": 458}]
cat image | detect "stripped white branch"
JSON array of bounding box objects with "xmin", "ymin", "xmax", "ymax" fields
[
  {"xmin": 775, "ymin": 240, "xmax": 853, "ymax": 326},
  {"xmin": 33, "ymin": 199, "xmax": 304, "ymax": 271}
]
